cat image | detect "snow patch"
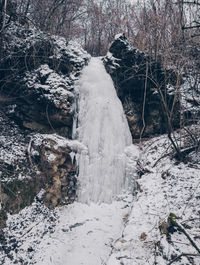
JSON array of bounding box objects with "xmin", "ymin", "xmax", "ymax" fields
[
  {"xmin": 33, "ymin": 133, "xmax": 87, "ymax": 154},
  {"xmin": 115, "ymin": 33, "xmax": 124, "ymax": 40}
]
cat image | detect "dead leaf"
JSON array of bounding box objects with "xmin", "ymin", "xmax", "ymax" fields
[{"xmin": 140, "ymin": 232, "xmax": 147, "ymax": 241}]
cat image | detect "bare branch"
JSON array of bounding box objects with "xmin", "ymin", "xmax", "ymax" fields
[{"xmin": 168, "ymin": 253, "xmax": 200, "ymax": 265}]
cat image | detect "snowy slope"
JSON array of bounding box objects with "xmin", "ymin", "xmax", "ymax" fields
[
  {"xmin": 107, "ymin": 135, "xmax": 200, "ymax": 265},
  {"xmin": 1, "ymin": 133, "xmax": 200, "ymax": 265}
]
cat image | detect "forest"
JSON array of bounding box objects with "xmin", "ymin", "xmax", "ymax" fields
[{"xmin": 1, "ymin": 0, "xmax": 200, "ymax": 56}]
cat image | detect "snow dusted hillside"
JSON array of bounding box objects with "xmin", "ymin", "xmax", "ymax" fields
[
  {"xmin": 107, "ymin": 133, "xmax": 200, "ymax": 265},
  {"xmin": 0, "ymin": 57, "xmax": 200, "ymax": 265},
  {"xmin": 1, "ymin": 131, "xmax": 199, "ymax": 265}
]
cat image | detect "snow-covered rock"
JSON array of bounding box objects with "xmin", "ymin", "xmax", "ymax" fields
[
  {"xmin": 0, "ymin": 21, "xmax": 90, "ymax": 137},
  {"xmin": 104, "ymin": 34, "xmax": 180, "ymax": 139},
  {"xmin": 0, "ymin": 20, "xmax": 90, "ymax": 228}
]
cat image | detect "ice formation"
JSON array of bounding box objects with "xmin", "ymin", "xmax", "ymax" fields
[{"xmin": 74, "ymin": 57, "xmax": 133, "ymax": 203}]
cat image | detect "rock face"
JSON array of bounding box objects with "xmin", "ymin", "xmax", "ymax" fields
[
  {"xmin": 104, "ymin": 34, "xmax": 180, "ymax": 139},
  {"xmin": 32, "ymin": 134, "xmax": 87, "ymax": 208},
  {"xmin": 0, "ymin": 21, "xmax": 90, "ymax": 137},
  {"xmin": 0, "ymin": 21, "xmax": 90, "ymax": 228},
  {"xmin": 0, "ymin": 110, "xmax": 42, "ymax": 228},
  {"xmin": 0, "ymin": 113, "xmax": 82, "ymax": 227}
]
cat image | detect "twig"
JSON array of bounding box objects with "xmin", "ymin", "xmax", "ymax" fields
[
  {"xmin": 171, "ymin": 240, "xmax": 190, "ymax": 246},
  {"xmin": 168, "ymin": 253, "xmax": 200, "ymax": 265},
  {"xmin": 2, "ymin": 182, "xmax": 17, "ymax": 198},
  {"xmin": 153, "ymin": 151, "xmax": 172, "ymax": 167},
  {"xmin": 181, "ymin": 218, "xmax": 200, "ymax": 224},
  {"xmin": 139, "ymin": 61, "xmax": 148, "ymax": 142},
  {"xmin": 169, "ymin": 214, "xmax": 200, "ymax": 254},
  {"xmin": 187, "ymin": 163, "xmax": 200, "ymax": 170},
  {"xmin": 46, "ymin": 103, "xmax": 55, "ymax": 132},
  {"xmin": 19, "ymin": 219, "xmax": 43, "ymax": 238}
]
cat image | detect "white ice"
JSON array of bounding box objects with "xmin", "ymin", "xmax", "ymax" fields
[{"xmin": 74, "ymin": 57, "xmax": 133, "ymax": 203}]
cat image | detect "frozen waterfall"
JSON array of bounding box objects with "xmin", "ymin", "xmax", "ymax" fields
[{"xmin": 74, "ymin": 57, "xmax": 133, "ymax": 203}]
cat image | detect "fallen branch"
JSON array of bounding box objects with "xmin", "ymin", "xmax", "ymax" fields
[
  {"xmin": 153, "ymin": 151, "xmax": 172, "ymax": 167},
  {"xmin": 168, "ymin": 213, "xmax": 200, "ymax": 254},
  {"xmin": 154, "ymin": 144, "xmax": 199, "ymax": 166},
  {"xmin": 174, "ymin": 144, "xmax": 199, "ymax": 160},
  {"xmin": 168, "ymin": 253, "xmax": 200, "ymax": 265},
  {"xmin": 19, "ymin": 219, "xmax": 43, "ymax": 238}
]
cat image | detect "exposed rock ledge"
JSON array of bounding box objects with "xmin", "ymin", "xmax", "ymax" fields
[{"xmin": 32, "ymin": 134, "xmax": 87, "ymax": 208}]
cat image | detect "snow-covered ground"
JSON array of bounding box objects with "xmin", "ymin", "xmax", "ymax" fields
[
  {"xmin": 0, "ymin": 192, "xmax": 136, "ymax": 265},
  {"xmin": 35, "ymin": 197, "xmax": 134, "ymax": 265},
  {"xmin": 107, "ymin": 135, "xmax": 200, "ymax": 265},
  {"xmin": 1, "ymin": 133, "xmax": 200, "ymax": 265}
]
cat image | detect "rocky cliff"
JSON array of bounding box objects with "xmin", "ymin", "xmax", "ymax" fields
[
  {"xmin": 0, "ymin": 20, "xmax": 90, "ymax": 228},
  {"xmin": 104, "ymin": 34, "xmax": 180, "ymax": 139},
  {"xmin": 0, "ymin": 21, "xmax": 90, "ymax": 137}
]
